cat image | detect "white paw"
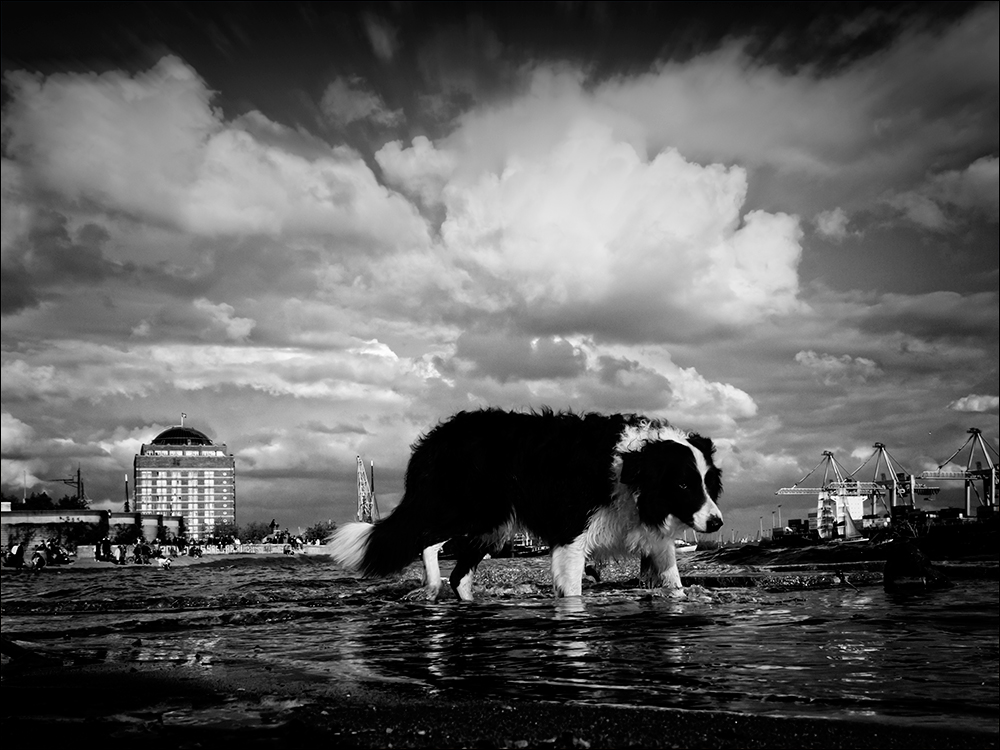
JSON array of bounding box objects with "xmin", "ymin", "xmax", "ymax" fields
[{"xmin": 402, "ymin": 584, "xmax": 442, "ymax": 602}]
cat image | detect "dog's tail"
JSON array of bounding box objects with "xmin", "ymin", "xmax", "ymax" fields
[{"xmin": 330, "ymin": 509, "xmax": 428, "ymax": 577}]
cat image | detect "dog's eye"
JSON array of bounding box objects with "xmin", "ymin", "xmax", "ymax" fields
[{"xmin": 678, "ymin": 483, "xmax": 687, "ymax": 490}]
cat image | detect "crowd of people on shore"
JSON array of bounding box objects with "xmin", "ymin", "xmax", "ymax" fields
[
  {"xmin": 2, "ymin": 530, "xmax": 319, "ymax": 571},
  {"xmin": 1, "ymin": 537, "xmax": 204, "ymax": 570},
  {"xmin": 93, "ymin": 537, "xmax": 211, "ymax": 567},
  {"xmin": 2, "ymin": 539, "xmax": 72, "ymax": 569}
]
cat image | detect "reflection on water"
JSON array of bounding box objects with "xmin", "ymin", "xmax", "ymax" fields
[{"xmin": 2, "ymin": 555, "xmax": 997, "ymax": 733}]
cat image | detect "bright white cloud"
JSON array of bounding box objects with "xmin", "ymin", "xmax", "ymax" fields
[
  {"xmin": 1, "ymin": 411, "xmax": 35, "ymax": 453},
  {"xmin": 0, "ymin": 339, "xmax": 440, "ymax": 405},
  {"xmin": 3, "ymin": 58, "xmax": 426, "ymax": 245},
  {"xmin": 437, "ymin": 121, "xmax": 803, "ymax": 331},
  {"xmin": 949, "ymin": 394, "xmax": 1000, "ymax": 413},
  {"xmin": 376, "ymin": 136, "xmax": 457, "ymax": 206}
]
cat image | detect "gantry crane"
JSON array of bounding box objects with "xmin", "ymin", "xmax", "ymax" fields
[
  {"xmin": 776, "ymin": 451, "xmax": 882, "ymax": 498},
  {"xmin": 850, "ymin": 442, "xmax": 940, "ymax": 510},
  {"xmin": 776, "ymin": 451, "xmax": 881, "ymax": 539},
  {"xmin": 921, "ymin": 428, "xmax": 998, "ymax": 517}
]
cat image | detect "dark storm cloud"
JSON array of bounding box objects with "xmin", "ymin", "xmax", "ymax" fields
[
  {"xmin": 850, "ymin": 291, "xmax": 1000, "ymax": 341},
  {"xmin": 0, "ymin": 208, "xmax": 131, "ymax": 315}
]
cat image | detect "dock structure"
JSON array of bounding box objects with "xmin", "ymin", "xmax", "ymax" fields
[{"xmin": 921, "ymin": 428, "xmax": 999, "ymax": 517}]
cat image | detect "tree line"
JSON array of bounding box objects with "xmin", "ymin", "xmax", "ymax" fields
[
  {"xmin": 2, "ymin": 491, "xmax": 89, "ymax": 510},
  {"xmin": 205, "ymin": 519, "xmax": 337, "ymax": 546}
]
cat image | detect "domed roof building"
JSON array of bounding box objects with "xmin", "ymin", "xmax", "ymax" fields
[
  {"xmin": 149, "ymin": 426, "xmax": 214, "ymax": 446},
  {"xmin": 133, "ymin": 420, "xmax": 236, "ymax": 541}
]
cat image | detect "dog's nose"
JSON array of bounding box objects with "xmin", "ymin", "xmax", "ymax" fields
[{"xmin": 705, "ymin": 515, "xmax": 723, "ymax": 533}]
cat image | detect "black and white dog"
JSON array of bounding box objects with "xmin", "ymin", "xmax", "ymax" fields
[{"xmin": 331, "ymin": 408, "xmax": 723, "ymax": 600}]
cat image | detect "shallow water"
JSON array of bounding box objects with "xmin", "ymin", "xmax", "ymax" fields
[{"xmin": 2, "ymin": 554, "xmax": 997, "ymax": 733}]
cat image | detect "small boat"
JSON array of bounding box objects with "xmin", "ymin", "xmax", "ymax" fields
[{"xmin": 674, "ymin": 539, "xmax": 698, "ymax": 554}]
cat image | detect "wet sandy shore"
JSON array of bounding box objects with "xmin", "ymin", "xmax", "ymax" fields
[{"xmin": 3, "ymin": 651, "xmax": 996, "ymax": 750}]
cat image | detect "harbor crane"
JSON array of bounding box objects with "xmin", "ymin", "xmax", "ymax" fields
[
  {"xmin": 850, "ymin": 442, "xmax": 940, "ymax": 510},
  {"xmin": 776, "ymin": 451, "xmax": 882, "ymax": 539},
  {"xmin": 776, "ymin": 451, "xmax": 881, "ymax": 499},
  {"xmin": 356, "ymin": 456, "xmax": 380, "ymax": 524},
  {"xmin": 921, "ymin": 428, "xmax": 998, "ymax": 517}
]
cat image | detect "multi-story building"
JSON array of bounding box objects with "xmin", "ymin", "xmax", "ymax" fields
[{"xmin": 133, "ymin": 425, "xmax": 236, "ymax": 541}]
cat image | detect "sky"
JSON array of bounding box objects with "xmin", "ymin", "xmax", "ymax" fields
[{"xmin": 1, "ymin": 1, "xmax": 997, "ymax": 539}]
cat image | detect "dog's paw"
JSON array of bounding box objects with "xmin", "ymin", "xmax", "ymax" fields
[{"xmin": 402, "ymin": 584, "xmax": 443, "ymax": 602}]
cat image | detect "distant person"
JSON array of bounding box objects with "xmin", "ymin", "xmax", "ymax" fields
[{"xmin": 4, "ymin": 543, "xmax": 26, "ymax": 568}]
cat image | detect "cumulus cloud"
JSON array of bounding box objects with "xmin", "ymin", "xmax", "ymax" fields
[
  {"xmin": 814, "ymin": 207, "xmax": 852, "ymax": 241},
  {"xmin": 320, "ymin": 75, "xmax": 403, "ymax": 127},
  {"xmin": 949, "ymin": 394, "xmax": 1000, "ymax": 413},
  {"xmin": 375, "ymin": 136, "xmax": 457, "ymax": 206},
  {"xmin": 795, "ymin": 350, "xmax": 883, "ymax": 385},
  {"xmin": 436, "ymin": 121, "xmax": 803, "ymax": 336},
  {"xmin": 1, "ymin": 411, "xmax": 35, "ymax": 453},
  {"xmin": 2, "ymin": 58, "xmax": 425, "ymax": 244},
  {"xmin": 192, "ymin": 299, "xmax": 256, "ymax": 342},
  {"xmin": 1, "ymin": 411, "xmax": 80, "ymax": 489}
]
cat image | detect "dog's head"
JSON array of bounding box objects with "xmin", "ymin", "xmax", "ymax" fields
[{"xmin": 620, "ymin": 434, "xmax": 723, "ymax": 534}]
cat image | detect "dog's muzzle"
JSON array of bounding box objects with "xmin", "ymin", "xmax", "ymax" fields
[{"xmin": 703, "ymin": 514, "xmax": 724, "ymax": 533}]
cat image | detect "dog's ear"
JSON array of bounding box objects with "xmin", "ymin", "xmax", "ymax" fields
[
  {"xmin": 687, "ymin": 433, "xmax": 715, "ymax": 462},
  {"xmin": 706, "ymin": 466, "xmax": 723, "ymax": 500},
  {"xmin": 620, "ymin": 452, "xmax": 641, "ymax": 486}
]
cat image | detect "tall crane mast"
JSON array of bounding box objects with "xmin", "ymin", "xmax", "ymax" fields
[
  {"xmin": 356, "ymin": 456, "xmax": 380, "ymax": 524},
  {"xmin": 850, "ymin": 442, "xmax": 939, "ymax": 511}
]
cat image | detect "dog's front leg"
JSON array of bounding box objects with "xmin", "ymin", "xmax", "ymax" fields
[
  {"xmin": 551, "ymin": 535, "xmax": 586, "ymax": 598},
  {"xmin": 640, "ymin": 540, "xmax": 684, "ymax": 596}
]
